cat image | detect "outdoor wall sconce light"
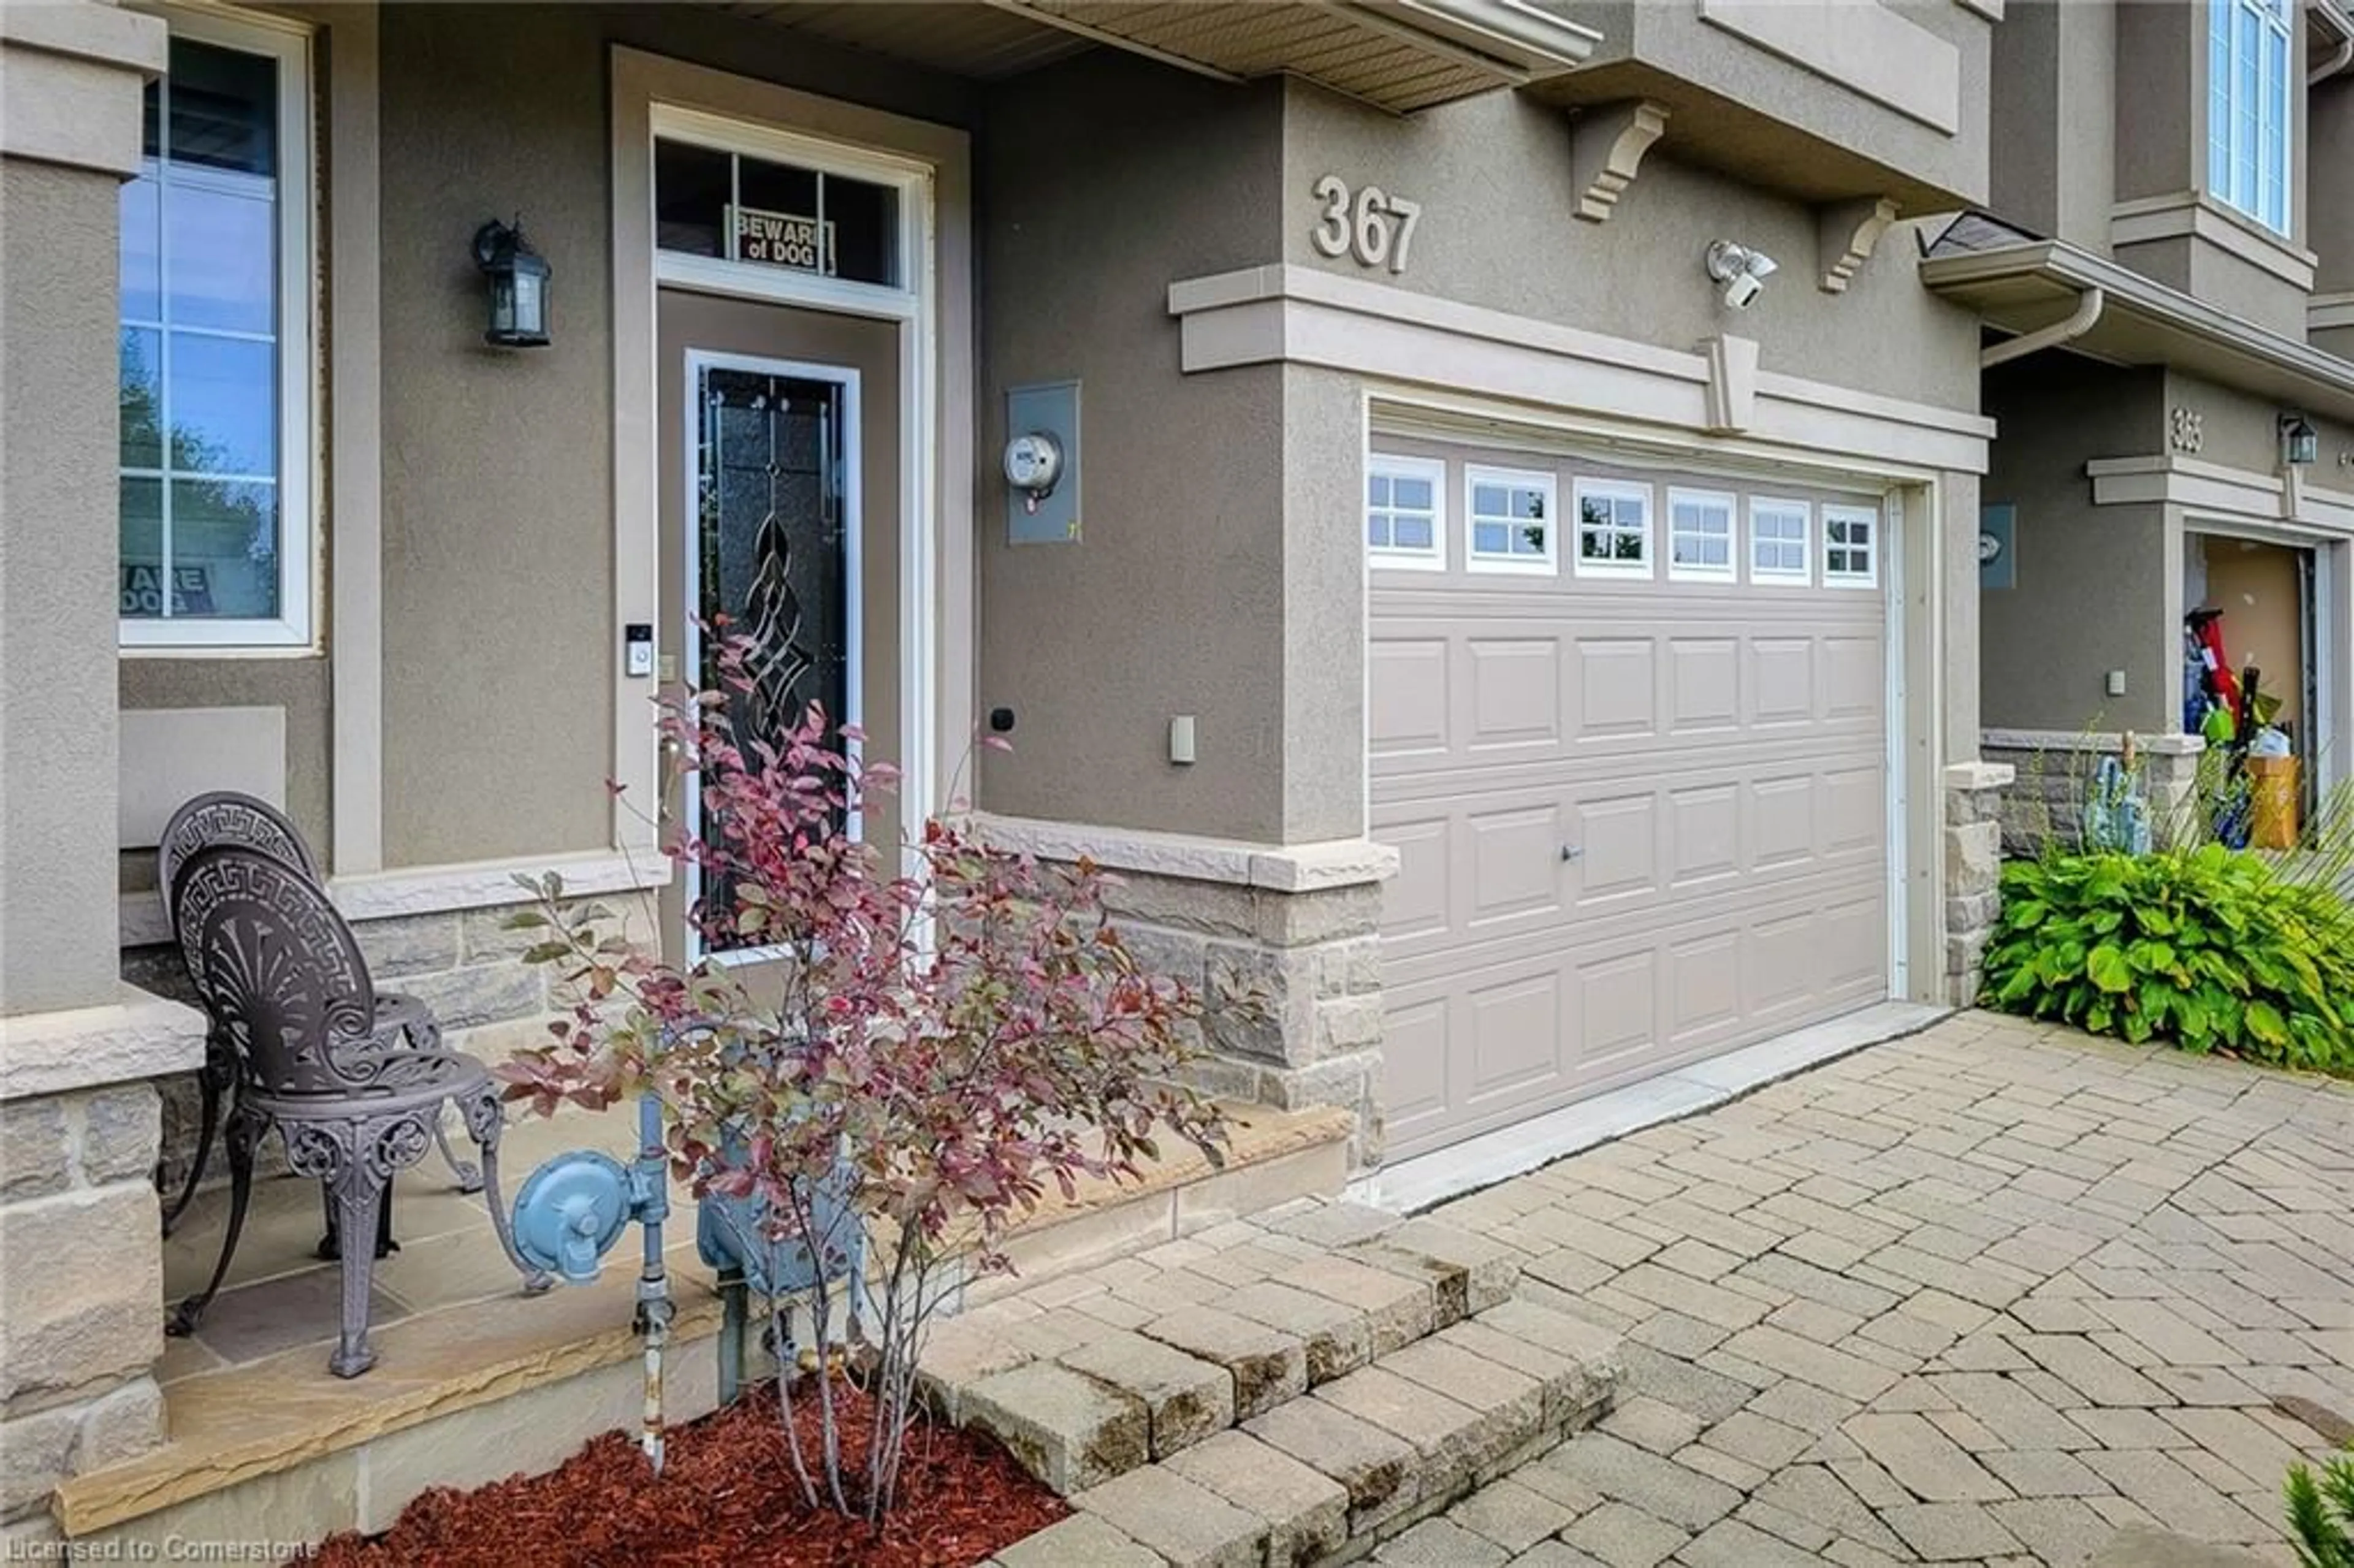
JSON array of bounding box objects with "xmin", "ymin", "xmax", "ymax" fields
[
  {"xmin": 2280, "ymin": 413, "xmax": 2319, "ymax": 468},
  {"xmin": 473, "ymin": 216, "xmax": 551, "ymax": 348}
]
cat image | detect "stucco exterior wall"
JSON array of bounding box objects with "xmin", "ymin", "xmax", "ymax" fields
[
  {"xmin": 1278, "ymin": 366, "xmax": 1369, "ymax": 843},
  {"xmin": 2167, "ymin": 368, "xmax": 2354, "ymax": 476},
  {"xmin": 2, "ymin": 159, "xmax": 127, "ymax": 1013},
  {"xmin": 121, "ymin": 3, "xmax": 979, "ymax": 877},
  {"xmin": 2317, "ymin": 72, "xmax": 2354, "ymax": 308},
  {"xmin": 1550, "ymin": 0, "xmax": 1993, "ymax": 207},
  {"xmin": 115, "ymin": 661, "xmax": 328, "ymax": 892},
  {"xmin": 2114, "ymin": 1, "xmax": 2201, "ymax": 209},
  {"xmin": 1980, "ymin": 359, "xmax": 2173, "ymax": 736},
  {"xmin": 975, "ymin": 56, "xmax": 1291, "ymax": 843},
  {"xmin": 1278, "ymin": 80, "xmax": 1984, "ymax": 414},
  {"xmin": 2108, "ymin": 0, "xmax": 2316, "ymax": 340},
  {"xmin": 1989, "ymin": 0, "xmax": 2116, "ymax": 252}
]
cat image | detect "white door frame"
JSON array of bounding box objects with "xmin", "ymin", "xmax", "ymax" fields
[
  {"xmin": 611, "ymin": 50, "xmax": 974, "ymax": 878},
  {"xmin": 679, "ymin": 350, "xmax": 863, "ymax": 963}
]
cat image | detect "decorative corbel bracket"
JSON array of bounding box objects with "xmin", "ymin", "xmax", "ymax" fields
[
  {"xmin": 1817, "ymin": 196, "xmax": 1900, "ymax": 293},
  {"xmin": 1571, "ymin": 101, "xmax": 1669, "ymax": 223},
  {"xmin": 1700, "ymin": 333, "xmax": 1760, "ymax": 434}
]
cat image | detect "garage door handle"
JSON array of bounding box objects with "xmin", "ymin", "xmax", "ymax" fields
[{"xmin": 1560, "ymin": 844, "xmax": 1583, "ymax": 863}]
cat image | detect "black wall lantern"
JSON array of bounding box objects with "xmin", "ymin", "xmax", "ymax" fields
[
  {"xmin": 473, "ymin": 216, "xmax": 550, "ymax": 348},
  {"xmin": 2280, "ymin": 413, "xmax": 2319, "ymax": 468}
]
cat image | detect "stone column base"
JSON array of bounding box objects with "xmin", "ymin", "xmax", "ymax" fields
[
  {"xmin": 1943, "ymin": 760, "xmax": 2014, "ymax": 1007},
  {"xmin": 0, "ymin": 989, "xmax": 201, "ymax": 1524},
  {"xmin": 1982, "ymin": 729, "xmax": 2207, "ymax": 856},
  {"xmin": 976, "ymin": 816, "xmax": 1398, "ymax": 1170}
]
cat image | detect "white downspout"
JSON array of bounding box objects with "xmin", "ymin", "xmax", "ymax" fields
[
  {"xmin": 1980, "ymin": 286, "xmax": 2106, "ymax": 369},
  {"xmin": 2314, "ymin": 29, "xmax": 2353, "ymax": 84}
]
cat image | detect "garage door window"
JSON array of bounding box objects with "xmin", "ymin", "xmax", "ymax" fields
[
  {"xmin": 1573, "ymin": 478, "xmax": 1651, "ymax": 579},
  {"xmin": 1367, "ymin": 454, "xmax": 1446, "ymax": 570},
  {"xmin": 1750, "ymin": 498, "xmax": 1811, "ymax": 585},
  {"xmin": 1466, "ymin": 466, "xmax": 1556, "ymax": 575},
  {"xmin": 1667, "ymin": 489, "xmax": 1735, "ymax": 582},
  {"xmin": 1824, "ymin": 504, "xmax": 1880, "ymax": 587}
]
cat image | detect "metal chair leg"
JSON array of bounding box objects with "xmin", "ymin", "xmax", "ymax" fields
[
  {"xmin": 159, "ymin": 1036, "xmax": 234, "ymax": 1237},
  {"xmin": 400, "ymin": 1012, "xmax": 482, "ymax": 1195},
  {"xmin": 432, "ymin": 1109, "xmax": 484, "ymax": 1197},
  {"xmin": 168, "ymin": 1105, "xmax": 261, "ymax": 1338},
  {"xmin": 327, "ymin": 1152, "xmax": 390, "ymax": 1379},
  {"xmin": 315, "ymin": 1181, "xmax": 397, "ymax": 1262},
  {"xmin": 464, "ymin": 1089, "xmax": 552, "ymax": 1295}
]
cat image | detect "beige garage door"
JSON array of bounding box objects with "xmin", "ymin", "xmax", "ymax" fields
[{"xmin": 1369, "ymin": 442, "xmax": 1892, "ymax": 1159}]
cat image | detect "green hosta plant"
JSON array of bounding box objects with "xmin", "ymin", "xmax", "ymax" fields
[
  {"xmin": 2287, "ymin": 1453, "xmax": 2354, "ymax": 1568},
  {"xmin": 1983, "ymin": 845, "xmax": 2354, "ymax": 1076}
]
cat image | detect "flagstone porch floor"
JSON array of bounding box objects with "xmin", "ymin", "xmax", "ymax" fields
[{"xmin": 53, "ymin": 1096, "xmax": 1349, "ymax": 1544}]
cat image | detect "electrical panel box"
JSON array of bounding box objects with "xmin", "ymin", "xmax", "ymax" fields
[{"xmin": 1005, "ymin": 380, "xmax": 1081, "ymax": 546}]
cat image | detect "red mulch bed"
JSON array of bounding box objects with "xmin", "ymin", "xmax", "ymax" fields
[{"xmin": 308, "ymin": 1379, "xmax": 1067, "ymax": 1567}]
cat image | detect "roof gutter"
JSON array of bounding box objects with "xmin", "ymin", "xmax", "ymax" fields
[
  {"xmin": 2315, "ymin": 0, "xmax": 2354, "ymax": 82},
  {"xmin": 1980, "ymin": 286, "xmax": 2106, "ymax": 368},
  {"xmin": 1348, "ymin": 0, "xmax": 1603, "ymax": 74}
]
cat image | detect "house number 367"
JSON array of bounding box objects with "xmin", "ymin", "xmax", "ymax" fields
[{"xmin": 1311, "ymin": 175, "xmax": 1422, "ymax": 274}]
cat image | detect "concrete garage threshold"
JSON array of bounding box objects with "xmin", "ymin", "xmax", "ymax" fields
[{"xmin": 1357, "ymin": 1002, "xmax": 1954, "ymax": 1215}]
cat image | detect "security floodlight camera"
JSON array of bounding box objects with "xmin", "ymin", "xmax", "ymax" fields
[{"xmin": 1706, "ymin": 240, "xmax": 1778, "ymax": 310}]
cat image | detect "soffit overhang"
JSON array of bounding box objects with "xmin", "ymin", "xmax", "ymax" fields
[
  {"xmin": 1921, "ymin": 235, "xmax": 2354, "ymax": 425},
  {"xmin": 736, "ymin": 0, "xmax": 1600, "ymax": 111}
]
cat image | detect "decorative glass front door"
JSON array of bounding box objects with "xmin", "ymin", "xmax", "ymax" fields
[
  {"xmin": 695, "ymin": 363, "xmax": 851, "ymax": 751},
  {"xmin": 689, "ymin": 359, "xmax": 856, "ymax": 953}
]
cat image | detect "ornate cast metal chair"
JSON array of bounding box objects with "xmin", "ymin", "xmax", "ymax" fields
[
  {"xmin": 166, "ymin": 845, "xmax": 551, "ymax": 1377},
  {"xmin": 156, "ymin": 791, "xmax": 479, "ymax": 1241}
]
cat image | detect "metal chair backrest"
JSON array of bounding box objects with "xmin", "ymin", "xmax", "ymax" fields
[
  {"xmin": 170, "ymin": 844, "xmax": 380, "ymax": 1098},
  {"xmin": 158, "ymin": 793, "xmax": 320, "ymax": 938}
]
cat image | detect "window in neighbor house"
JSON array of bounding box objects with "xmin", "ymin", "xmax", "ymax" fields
[
  {"xmin": 1466, "ymin": 466, "xmax": 1557, "ymax": 574},
  {"xmin": 1750, "ymin": 497, "xmax": 1812, "ymax": 585},
  {"xmin": 1667, "ymin": 488, "xmax": 1736, "ymax": 582},
  {"xmin": 654, "ymin": 136, "xmax": 902, "ymax": 287},
  {"xmin": 1824, "ymin": 503, "xmax": 1881, "ymax": 587},
  {"xmin": 2209, "ymin": 0, "xmax": 2293, "ymax": 234},
  {"xmin": 1366, "ymin": 454, "xmax": 1446, "ymax": 569},
  {"xmin": 118, "ymin": 10, "xmax": 311, "ymax": 649},
  {"xmin": 1572, "ymin": 478, "xmax": 1651, "ymax": 579}
]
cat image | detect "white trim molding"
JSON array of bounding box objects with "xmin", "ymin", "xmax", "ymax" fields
[
  {"xmin": 2109, "ymin": 192, "xmax": 2316, "ymax": 290},
  {"xmin": 118, "ymin": 848, "xmax": 674, "ymax": 948},
  {"xmin": 116, "ymin": 4, "xmax": 317, "ymax": 652},
  {"xmin": 972, "ymin": 813, "xmax": 1400, "ymax": 893},
  {"xmin": 1983, "ymin": 726, "xmax": 2207, "ymax": 757},
  {"xmin": 2313, "ymin": 292, "xmax": 2354, "ymax": 333},
  {"xmin": 0, "ymin": 986, "xmax": 206, "ymax": 1103},
  {"xmin": 1168, "ymin": 265, "xmax": 1992, "ymax": 474},
  {"xmin": 609, "ymin": 48, "xmax": 975, "ymax": 869},
  {"xmin": 0, "ymin": 1, "xmax": 165, "ymax": 176},
  {"xmin": 2087, "ymin": 453, "xmax": 2354, "ymax": 535}
]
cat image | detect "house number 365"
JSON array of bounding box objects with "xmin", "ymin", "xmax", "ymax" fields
[{"xmin": 1311, "ymin": 175, "xmax": 1422, "ymax": 274}]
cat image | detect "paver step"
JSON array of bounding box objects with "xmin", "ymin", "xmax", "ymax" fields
[
  {"xmin": 922, "ymin": 1200, "xmax": 1524, "ymax": 1494},
  {"xmin": 986, "ymin": 1292, "xmax": 1622, "ymax": 1566}
]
